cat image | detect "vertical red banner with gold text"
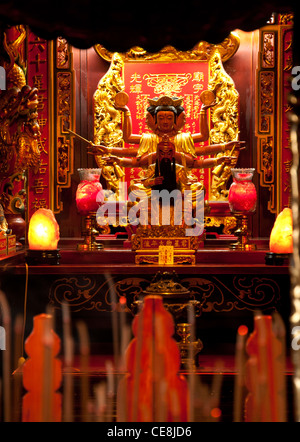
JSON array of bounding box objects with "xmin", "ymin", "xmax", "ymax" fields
[
  {"xmin": 123, "ymin": 62, "xmax": 210, "ymax": 194},
  {"xmin": 281, "ymin": 25, "xmax": 293, "ymax": 210},
  {"xmin": 26, "ymin": 31, "xmax": 51, "ymax": 221}
]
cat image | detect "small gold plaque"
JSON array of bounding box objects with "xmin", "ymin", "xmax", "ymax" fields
[{"xmin": 159, "ymin": 245, "xmax": 174, "ymax": 265}]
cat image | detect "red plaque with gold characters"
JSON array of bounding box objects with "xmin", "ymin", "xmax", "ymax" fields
[
  {"xmin": 281, "ymin": 26, "xmax": 293, "ymax": 209},
  {"xmin": 26, "ymin": 31, "xmax": 51, "ymax": 220},
  {"xmin": 123, "ymin": 61, "xmax": 210, "ymax": 192}
]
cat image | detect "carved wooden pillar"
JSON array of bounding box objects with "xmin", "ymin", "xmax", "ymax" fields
[{"xmin": 0, "ymin": 26, "xmax": 40, "ymax": 245}]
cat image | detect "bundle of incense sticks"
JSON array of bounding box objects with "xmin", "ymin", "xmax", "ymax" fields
[
  {"xmin": 244, "ymin": 314, "xmax": 287, "ymax": 422},
  {"xmin": 117, "ymin": 295, "xmax": 189, "ymax": 422},
  {"xmin": 233, "ymin": 324, "xmax": 248, "ymax": 422},
  {"xmin": 62, "ymin": 302, "xmax": 74, "ymax": 422},
  {"xmin": 186, "ymin": 301, "xmax": 223, "ymax": 422},
  {"xmin": 76, "ymin": 320, "xmax": 90, "ymax": 422},
  {"xmin": 22, "ymin": 313, "xmax": 62, "ymax": 422},
  {"xmin": 0, "ymin": 290, "xmax": 11, "ymax": 422},
  {"xmin": 289, "ymin": 98, "xmax": 300, "ymax": 421},
  {"xmin": 191, "ymin": 360, "xmax": 223, "ymax": 422},
  {"xmin": 0, "ymin": 281, "xmax": 291, "ymax": 422}
]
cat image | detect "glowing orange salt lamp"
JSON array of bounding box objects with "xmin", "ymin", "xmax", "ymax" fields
[
  {"xmin": 26, "ymin": 209, "xmax": 60, "ymax": 264},
  {"xmin": 269, "ymin": 208, "xmax": 293, "ymax": 254},
  {"xmin": 244, "ymin": 315, "xmax": 286, "ymax": 422},
  {"xmin": 28, "ymin": 208, "xmax": 60, "ymax": 250}
]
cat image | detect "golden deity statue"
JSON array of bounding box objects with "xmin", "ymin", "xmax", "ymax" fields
[
  {"xmin": 88, "ymin": 93, "xmax": 245, "ymax": 198},
  {"xmin": 90, "ymin": 46, "xmax": 242, "ymax": 260},
  {"xmin": 88, "ymin": 93, "xmax": 245, "ymax": 251},
  {"xmin": 89, "ymin": 47, "xmax": 243, "ymax": 263}
]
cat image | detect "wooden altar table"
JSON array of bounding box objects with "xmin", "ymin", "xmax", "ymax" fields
[{"xmin": 0, "ymin": 239, "xmax": 291, "ymax": 356}]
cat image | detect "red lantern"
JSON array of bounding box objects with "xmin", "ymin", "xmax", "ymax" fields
[
  {"xmin": 228, "ymin": 168, "xmax": 257, "ymax": 251},
  {"xmin": 228, "ymin": 168, "xmax": 257, "ymax": 214},
  {"xmin": 76, "ymin": 168, "xmax": 104, "ymax": 251}
]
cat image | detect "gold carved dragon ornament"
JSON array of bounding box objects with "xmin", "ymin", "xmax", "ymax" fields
[{"xmin": 0, "ymin": 26, "xmax": 41, "ymax": 220}]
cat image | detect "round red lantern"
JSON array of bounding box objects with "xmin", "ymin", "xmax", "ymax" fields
[
  {"xmin": 228, "ymin": 168, "xmax": 257, "ymax": 251},
  {"xmin": 75, "ymin": 168, "xmax": 104, "ymax": 251}
]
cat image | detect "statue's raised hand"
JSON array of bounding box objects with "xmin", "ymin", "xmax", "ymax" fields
[
  {"xmin": 102, "ymin": 155, "xmax": 121, "ymax": 165},
  {"xmin": 225, "ymin": 140, "xmax": 246, "ymax": 151},
  {"xmin": 114, "ymin": 91, "xmax": 129, "ymax": 112},
  {"xmin": 87, "ymin": 143, "xmax": 109, "ymax": 155}
]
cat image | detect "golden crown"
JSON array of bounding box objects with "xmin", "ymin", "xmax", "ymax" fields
[{"xmin": 148, "ymin": 95, "xmax": 183, "ymax": 108}]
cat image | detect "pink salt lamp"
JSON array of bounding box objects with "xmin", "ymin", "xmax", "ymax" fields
[
  {"xmin": 28, "ymin": 209, "xmax": 60, "ymax": 250},
  {"xmin": 269, "ymin": 208, "xmax": 293, "ymax": 254}
]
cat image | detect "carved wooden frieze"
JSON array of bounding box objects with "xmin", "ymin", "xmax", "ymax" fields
[{"xmin": 48, "ymin": 274, "xmax": 282, "ymax": 314}]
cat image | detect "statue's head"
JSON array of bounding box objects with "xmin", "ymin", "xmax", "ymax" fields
[
  {"xmin": 157, "ymin": 139, "xmax": 175, "ymax": 163},
  {"xmin": 146, "ymin": 96, "xmax": 186, "ymax": 133}
]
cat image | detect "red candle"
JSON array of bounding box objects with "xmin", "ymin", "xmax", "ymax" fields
[
  {"xmin": 117, "ymin": 295, "xmax": 189, "ymax": 422},
  {"xmin": 75, "ymin": 168, "xmax": 104, "ymax": 215},
  {"xmin": 228, "ymin": 168, "xmax": 257, "ymax": 214},
  {"xmin": 22, "ymin": 314, "xmax": 62, "ymax": 422}
]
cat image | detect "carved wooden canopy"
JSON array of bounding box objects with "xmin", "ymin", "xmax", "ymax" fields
[{"xmin": 0, "ymin": 1, "xmax": 294, "ymax": 52}]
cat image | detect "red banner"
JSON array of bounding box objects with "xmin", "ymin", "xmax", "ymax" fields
[
  {"xmin": 26, "ymin": 31, "xmax": 51, "ymax": 220},
  {"xmin": 123, "ymin": 61, "xmax": 210, "ymax": 193}
]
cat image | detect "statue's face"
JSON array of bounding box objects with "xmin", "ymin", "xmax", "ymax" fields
[
  {"xmin": 158, "ymin": 144, "xmax": 175, "ymax": 162},
  {"xmin": 156, "ymin": 111, "xmax": 175, "ymax": 133}
]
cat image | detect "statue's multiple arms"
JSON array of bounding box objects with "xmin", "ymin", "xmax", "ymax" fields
[{"xmin": 191, "ymin": 102, "xmax": 216, "ymax": 143}]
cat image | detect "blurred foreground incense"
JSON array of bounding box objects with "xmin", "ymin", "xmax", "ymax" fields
[
  {"xmin": 244, "ymin": 314, "xmax": 287, "ymax": 422},
  {"xmin": 22, "ymin": 314, "xmax": 62, "ymax": 422},
  {"xmin": 117, "ymin": 295, "xmax": 189, "ymax": 422}
]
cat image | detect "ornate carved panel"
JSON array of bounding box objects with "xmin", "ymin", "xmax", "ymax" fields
[
  {"xmin": 26, "ymin": 33, "xmax": 75, "ymax": 216},
  {"xmin": 53, "ymin": 38, "xmax": 75, "ymax": 212},
  {"xmin": 48, "ymin": 274, "xmax": 282, "ymax": 314},
  {"xmin": 256, "ymin": 14, "xmax": 293, "ymax": 214}
]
